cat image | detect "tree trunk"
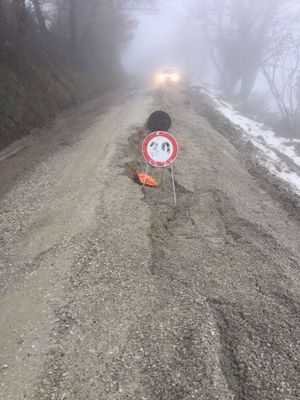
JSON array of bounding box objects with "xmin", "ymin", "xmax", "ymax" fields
[
  {"xmin": 238, "ymin": 0, "xmax": 281, "ymax": 101},
  {"xmin": 220, "ymin": 69, "xmax": 239, "ymax": 99},
  {"xmin": 0, "ymin": 0, "xmax": 7, "ymax": 49},
  {"xmin": 256, "ymin": 0, "xmax": 280, "ymax": 43},
  {"xmin": 260, "ymin": 63, "xmax": 290, "ymax": 121},
  {"xmin": 69, "ymin": 0, "xmax": 78, "ymax": 62},
  {"xmin": 294, "ymin": 75, "xmax": 300, "ymax": 129},
  {"xmin": 202, "ymin": 4, "xmax": 221, "ymax": 74},
  {"xmin": 238, "ymin": 67, "xmax": 259, "ymax": 101},
  {"xmin": 11, "ymin": 0, "xmax": 27, "ymax": 47},
  {"xmin": 32, "ymin": 0, "xmax": 48, "ymax": 35}
]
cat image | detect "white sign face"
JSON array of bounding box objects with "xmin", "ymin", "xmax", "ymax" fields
[
  {"xmin": 142, "ymin": 131, "xmax": 178, "ymax": 168},
  {"xmin": 147, "ymin": 136, "xmax": 174, "ymax": 164}
]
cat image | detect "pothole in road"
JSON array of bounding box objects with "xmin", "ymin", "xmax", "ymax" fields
[{"xmin": 124, "ymin": 127, "xmax": 196, "ymax": 277}]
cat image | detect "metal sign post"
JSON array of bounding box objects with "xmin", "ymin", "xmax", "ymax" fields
[
  {"xmin": 171, "ymin": 164, "xmax": 177, "ymax": 206},
  {"xmin": 143, "ymin": 164, "xmax": 149, "ymax": 187},
  {"xmin": 142, "ymin": 131, "xmax": 179, "ymax": 206}
]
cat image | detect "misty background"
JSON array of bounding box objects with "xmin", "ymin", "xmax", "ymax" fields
[
  {"xmin": 0, "ymin": 0, "xmax": 300, "ymax": 149},
  {"xmin": 124, "ymin": 0, "xmax": 300, "ymax": 136},
  {"xmin": 123, "ymin": 0, "xmax": 199, "ymax": 79}
]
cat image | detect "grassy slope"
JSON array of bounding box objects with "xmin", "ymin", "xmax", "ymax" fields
[{"xmin": 0, "ymin": 55, "xmax": 115, "ymax": 151}]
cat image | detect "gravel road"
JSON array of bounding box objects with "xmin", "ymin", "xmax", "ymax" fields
[{"xmin": 0, "ymin": 87, "xmax": 299, "ymax": 400}]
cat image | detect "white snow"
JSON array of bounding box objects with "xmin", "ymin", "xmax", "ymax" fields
[{"xmin": 197, "ymin": 87, "xmax": 300, "ymax": 196}]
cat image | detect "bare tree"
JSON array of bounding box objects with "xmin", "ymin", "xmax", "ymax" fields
[
  {"xmin": 255, "ymin": 0, "xmax": 300, "ymax": 129},
  {"xmin": 68, "ymin": 0, "xmax": 78, "ymax": 61},
  {"xmin": 192, "ymin": 0, "xmax": 281, "ymax": 100},
  {"xmin": 0, "ymin": 0, "xmax": 157, "ymax": 101},
  {"xmin": 0, "ymin": 0, "xmax": 8, "ymax": 48},
  {"xmin": 260, "ymin": 28, "xmax": 300, "ymax": 124},
  {"xmin": 31, "ymin": 0, "xmax": 48, "ymax": 35},
  {"xmin": 296, "ymin": 76, "xmax": 300, "ymax": 123}
]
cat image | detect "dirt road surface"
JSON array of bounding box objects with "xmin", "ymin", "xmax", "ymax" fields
[{"xmin": 0, "ymin": 87, "xmax": 299, "ymax": 400}]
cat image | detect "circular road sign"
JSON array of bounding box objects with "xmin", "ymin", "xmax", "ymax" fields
[{"xmin": 142, "ymin": 131, "xmax": 178, "ymax": 168}]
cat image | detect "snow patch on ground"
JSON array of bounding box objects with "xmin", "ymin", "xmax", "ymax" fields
[{"xmin": 196, "ymin": 87, "xmax": 300, "ymax": 197}]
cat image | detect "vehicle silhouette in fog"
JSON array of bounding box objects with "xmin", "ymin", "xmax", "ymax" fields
[{"xmin": 156, "ymin": 68, "xmax": 181, "ymax": 86}]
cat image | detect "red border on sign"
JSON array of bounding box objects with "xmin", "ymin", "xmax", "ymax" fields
[{"xmin": 142, "ymin": 131, "xmax": 178, "ymax": 168}]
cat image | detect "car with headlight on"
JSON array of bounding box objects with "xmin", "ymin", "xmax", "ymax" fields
[{"xmin": 156, "ymin": 69, "xmax": 181, "ymax": 85}]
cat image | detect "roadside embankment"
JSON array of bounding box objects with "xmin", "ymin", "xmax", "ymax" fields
[{"xmin": 0, "ymin": 54, "xmax": 123, "ymax": 151}]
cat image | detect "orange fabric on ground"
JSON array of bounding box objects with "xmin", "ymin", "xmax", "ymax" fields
[{"xmin": 136, "ymin": 172, "xmax": 158, "ymax": 187}]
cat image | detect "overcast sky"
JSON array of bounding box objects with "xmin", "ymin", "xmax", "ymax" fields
[{"xmin": 122, "ymin": 1, "xmax": 191, "ymax": 75}]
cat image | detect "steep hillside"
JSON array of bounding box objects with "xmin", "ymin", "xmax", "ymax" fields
[{"xmin": 0, "ymin": 55, "xmax": 120, "ymax": 151}]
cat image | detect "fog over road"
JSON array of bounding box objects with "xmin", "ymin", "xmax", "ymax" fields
[{"xmin": 0, "ymin": 87, "xmax": 299, "ymax": 400}]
